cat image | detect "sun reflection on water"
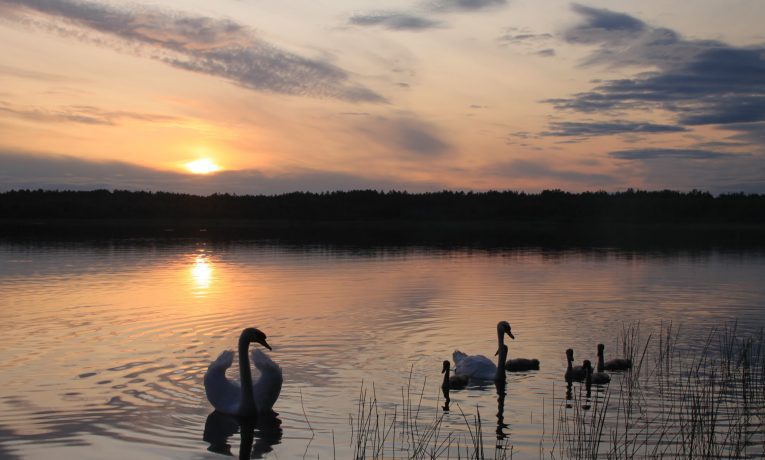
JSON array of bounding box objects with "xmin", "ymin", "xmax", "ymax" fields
[{"xmin": 190, "ymin": 254, "xmax": 213, "ymax": 295}]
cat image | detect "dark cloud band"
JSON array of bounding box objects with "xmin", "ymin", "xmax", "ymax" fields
[{"xmin": 0, "ymin": 0, "xmax": 385, "ymax": 102}]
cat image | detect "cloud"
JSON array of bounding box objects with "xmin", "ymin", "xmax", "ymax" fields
[
  {"xmin": 0, "ymin": 101, "xmax": 180, "ymax": 125},
  {"xmin": 534, "ymin": 48, "xmax": 556, "ymax": 57},
  {"xmin": 356, "ymin": 117, "xmax": 451, "ymax": 156},
  {"xmin": 497, "ymin": 32, "xmax": 553, "ymax": 46},
  {"xmin": 426, "ymin": 0, "xmax": 507, "ymax": 13},
  {"xmin": 485, "ymin": 159, "xmax": 617, "ymax": 185},
  {"xmin": 543, "ymin": 120, "xmax": 687, "ymax": 137},
  {"xmin": 607, "ymin": 148, "xmax": 765, "ymax": 193},
  {"xmin": 0, "ymin": 64, "xmax": 78, "ymax": 82},
  {"xmin": 0, "ymin": 150, "xmax": 443, "ymax": 194},
  {"xmin": 609, "ymin": 148, "xmax": 738, "ymax": 160},
  {"xmin": 349, "ymin": 0, "xmax": 506, "ymax": 32},
  {"xmin": 1, "ymin": 0, "xmax": 385, "ymax": 102},
  {"xmin": 563, "ymin": 3, "xmax": 646, "ymax": 45},
  {"xmin": 348, "ymin": 12, "xmax": 442, "ymax": 31},
  {"xmin": 720, "ymin": 122, "xmax": 765, "ymax": 148},
  {"xmin": 496, "ymin": 28, "xmax": 555, "ymax": 56},
  {"xmin": 548, "ymin": 4, "xmax": 765, "ymax": 150}
]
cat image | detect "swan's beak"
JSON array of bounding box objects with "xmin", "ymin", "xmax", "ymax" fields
[
  {"xmin": 260, "ymin": 338, "xmax": 272, "ymax": 351},
  {"xmin": 506, "ymin": 330, "xmax": 515, "ymax": 340}
]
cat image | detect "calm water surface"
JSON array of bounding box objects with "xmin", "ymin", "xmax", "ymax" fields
[{"xmin": 1, "ymin": 241, "xmax": 764, "ymax": 459}]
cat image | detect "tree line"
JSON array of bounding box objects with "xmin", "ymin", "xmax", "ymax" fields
[{"xmin": 0, "ymin": 189, "xmax": 763, "ymax": 224}]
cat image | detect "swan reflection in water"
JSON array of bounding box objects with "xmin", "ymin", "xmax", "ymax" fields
[
  {"xmin": 494, "ymin": 378, "xmax": 510, "ymax": 446},
  {"xmin": 204, "ymin": 410, "xmax": 282, "ymax": 459}
]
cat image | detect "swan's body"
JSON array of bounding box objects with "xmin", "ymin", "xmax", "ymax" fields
[
  {"xmin": 204, "ymin": 328, "xmax": 282, "ymax": 416},
  {"xmin": 453, "ymin": 350, "xmax": 497, "ymax": 380},
  {"xmin": 565, "ymin": 348, "xmax": 586, "ymax": 382},
  {"xmin": 584, "ymin": 359, "xmax": 611, "ymax": 385},
  {"xmin": 598, "ymin": 343, "xmax": 632, "ymax": 372},
  {"xmin": 453, "ymin": 321, "xmax": 514, "ymax": 381}
]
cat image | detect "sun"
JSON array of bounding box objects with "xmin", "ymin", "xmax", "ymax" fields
[{"xmin": 185, "ymin": 158, "xmax": 221, "ymax": 174}]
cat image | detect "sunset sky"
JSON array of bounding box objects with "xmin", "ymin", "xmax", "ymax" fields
[{"xmin": 1, "ymin": 0, "xmax": 764, "ymax": 194}]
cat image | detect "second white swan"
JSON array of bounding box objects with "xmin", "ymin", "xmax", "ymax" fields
[{"xmin": 453, "ymin": 321, "xmax": 513, "ymax": 381}]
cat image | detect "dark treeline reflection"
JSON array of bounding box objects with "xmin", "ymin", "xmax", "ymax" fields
[{"xmin": 2, "ymin": 189, "xmax": 764, "ymax": 246}]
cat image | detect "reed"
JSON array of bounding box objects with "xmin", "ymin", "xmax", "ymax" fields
[
  {"xmin": 348, "ymin": 369, "xmax": 511, "ymax": 459},
  {"xmin": 343, "ymin": 323, "xmax": 764, "ymax": 458},
  {"xmin": 547, "ymin": 322, "xmax": 765, "ymax": 459}
]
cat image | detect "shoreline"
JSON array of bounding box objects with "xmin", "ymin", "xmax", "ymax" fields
[{"xmin": 3, "ymin": 218, "xmax": 764, "ymax": 248}]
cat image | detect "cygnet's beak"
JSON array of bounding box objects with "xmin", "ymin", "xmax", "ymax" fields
[{"xmin": 495, "ymin": 348, "xmax": 500, "ymax": 356}]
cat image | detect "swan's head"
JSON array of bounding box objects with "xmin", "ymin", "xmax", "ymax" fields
[
  {"xmin": 442, "ymin": 360, "xmax": 450, "ymax": 374},
  {"xmin": 597, "ymin": 343, "xmax": 604, "ymax": 356},
  {"xmin": 566, "ymin": 348, "xmax": 574, "ymax": 360},
  {"xmin": 240, "ymin": 327, "xmax": 272, "ymax": 351},
  {"xmin": 498, "ymin": 321, "xmax": 515, "ymax": 340}
]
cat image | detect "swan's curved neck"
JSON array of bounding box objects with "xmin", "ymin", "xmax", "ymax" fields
[
  {"xmin": 495, "ymin": 348, "xmax": 507, "ymax": 381},
  {"xmin": 442, "ymin": 368, "xmax": 450, "ymax": 388},
  {"xmin": 496, "ymin": 326, "xmax": 505, "ymax": 348},
  {"xmin": 566, "ymin": 354, "xmax": 573, "ymax": 369},
  {"xmin": 597, "ymin": 351, "xmax": 605, "ymax": 373},
  {"xmin": 238, "ymin": 336, "xmax": 255, "ymax": 411}
]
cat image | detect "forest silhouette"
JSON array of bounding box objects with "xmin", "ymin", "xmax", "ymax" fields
[{"xmin": 2, "ymin": 189, "xmax": 763, "ymax": 246}]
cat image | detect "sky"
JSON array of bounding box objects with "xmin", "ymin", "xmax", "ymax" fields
[{"xmin": 1, "ymin": 0, "xmax": 764, "ymax": 195}]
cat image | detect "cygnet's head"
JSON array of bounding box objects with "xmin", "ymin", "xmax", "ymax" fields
[
  {"xmin": 240, "ymin": 327, "xmax": 272, "ymax": 350},
  {"xmin": 583, "ymin": 360, "xmax": 592, "ymax": 371},
  {"xmin": 495, "ymin": 344, "xmax": 508, "ymax": 356}
]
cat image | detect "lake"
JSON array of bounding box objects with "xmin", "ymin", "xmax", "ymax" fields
[{"xmin": 1, "ymin": 240, "xmax": 764, "ymax": 459}]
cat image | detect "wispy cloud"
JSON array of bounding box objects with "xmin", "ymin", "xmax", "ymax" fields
[
  {"xmin": 543, "ymin": 120, "xmax": 687, "ymax": 137},
  {"xmin": 0, "ymin": 0, "xmax": 385, "ymax": 102},
  {"xmin": 349, "ymin": 0, "xmax": 507, "ymax": 32},
  {"xmin": 348, "ymin": 12, "xmax": 442, "ymax": 31},
  {"xmin": 0, "ymin": 150, "xmax": 443, "ymax": 194},
  {"xmin": 0, "ymin": 101, "xmax": 180, "ymax": 126},
  {"xmin": 485, "ymin": 159, "xmax": 617, "ymax": 184},
  {"xmin": 609, "ymin": 148, "xmax": 737, "ymax": 160},
  {"xmin": 497, "ymin": 31, "xmax": 553, "ymax": 46},
  {"xmin": 496, "ymin": 28, "xmax": 555, "ymax": 56},
  {"xmin": 426, "ymin": 0, "xmax": 507, "ymax": 13},
  {"xmin": 534, "ymin": 48, "xmax": 556, "ymax": 57},
  {"xmin": 356, "ymin": 116, "xmax": 451, "ymax": 156}
]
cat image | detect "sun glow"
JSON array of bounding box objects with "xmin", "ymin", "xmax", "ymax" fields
[{"xmin": 185, "ymin": 158, "xmax": 221, "ymax": 174}]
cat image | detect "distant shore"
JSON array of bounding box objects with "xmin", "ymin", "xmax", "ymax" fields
[{"xmin": 2, "ymin": 189, "xmax": 763, "ymax": 247}]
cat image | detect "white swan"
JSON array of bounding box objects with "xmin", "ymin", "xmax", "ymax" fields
[
  {"xmin": 453, "ymin": 321, "xmax": 513, "ymax": 381},
  {"xmin": 204, "ymin": 327, "xmax": 283, "ymax": 416}
]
